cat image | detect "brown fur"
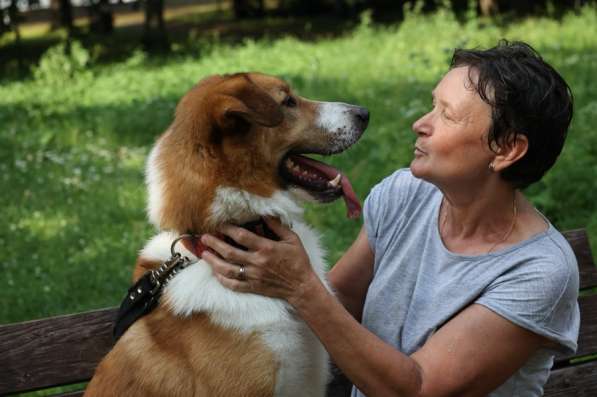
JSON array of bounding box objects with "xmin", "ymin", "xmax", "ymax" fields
[
  {"xmin": 86, "ymin": 309, "xmax": 277, "ymax": 397},
  {"xmin": 132, "ymin": 257, "xmax": 160, "ymax": 282},
  {"xmin": 85, "ymin": 73, "xmax": 331, "ymax": 396}
]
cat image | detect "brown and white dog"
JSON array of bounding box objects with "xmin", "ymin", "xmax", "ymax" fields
[{"xmin": 84, "ymin": 72, "xmax": 368, "ymax": 397}]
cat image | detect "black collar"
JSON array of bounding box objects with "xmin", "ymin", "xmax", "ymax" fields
[{"xmin": 113, "ymin": 217, "xmax": 279, "ymax": 341}]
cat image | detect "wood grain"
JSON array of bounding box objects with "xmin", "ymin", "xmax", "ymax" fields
[
  {"xmin": 544, "ymin": 360, "xmax": 597, "ymax": 397},
  {"xmin": 0, "ymin": 308, "xmax": 116, "ymax": 395},
  {"xmin": 562, "ymin": 229, "xmax": 597, "ymax": 289},
  {"xmin": 555, "ymin": 293, "xmax": 597, "ymax": 363}
]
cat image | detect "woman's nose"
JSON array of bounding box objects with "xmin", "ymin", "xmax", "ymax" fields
[{"xmin": 412, "ymin": 112, "xmax": 432, "ymax": 136}]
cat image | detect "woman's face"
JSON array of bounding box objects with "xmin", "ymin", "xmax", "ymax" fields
[{"xmin": 410, "ymin": 66, "xmax": 495, "ymax": 188}]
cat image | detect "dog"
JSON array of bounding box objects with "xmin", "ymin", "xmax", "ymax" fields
[{"xmin": 84, "ymin": 72, "xmax": 368, "ymax": 397}]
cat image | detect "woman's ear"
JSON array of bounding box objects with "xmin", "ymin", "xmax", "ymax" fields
[{"xmin": 491, "ymin": 133, "xmax": 529, "ymax": 172}]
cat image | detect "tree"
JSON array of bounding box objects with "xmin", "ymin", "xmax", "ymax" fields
[
  {"xmin": 143, "ymin": 0, "xmax": 168, "ymax": 51},
  {"xmin": 88, "ymin": 0, "xmax": 114, "ymax": 34},
  {"xmin": 232, "ymin": 0, "xmax": 265, "ymax": 18},
  {"xmin": 0, "ymin": 0, "xmax": 24, "ymax": 72},
  {"xmin": 50, "ymin": 0, "xmax": 73, "ymax": 33},
  {"xmin": 479, "ymin": 0, "xmax": 499, "ymax": 16},
  {"xmin": 0, "ymin": 1, "xmax": 21, "ymax": 40}
]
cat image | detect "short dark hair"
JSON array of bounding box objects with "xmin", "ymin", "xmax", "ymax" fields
[{"xmin": 450, "ymin": 40, "xmax": 573, "ymax": 189}]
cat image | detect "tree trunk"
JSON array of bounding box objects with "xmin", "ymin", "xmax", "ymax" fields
[
  {"xmin": 233, "ymin": 0, "xmax": 248, "ymax": 18},
  {"xmin": 89, "ymin": 0, "xmax": 114, "ymax": 34},
  {"xmin": 50, "ymin": 0, "xmax": 73, "ymax": 33},
  {"xmin": 233, "ymin": 0, "xmax": 265, "ymax": 18},
  {"xmin": 143, "ymin": 0, "xmax": 168, "ymax": 51},
  {"xmin": 144, "ymin": 0, "xmax": 165, "ymax": 32},
  {"xmin": 479, "ymin": 0, "xmax": 499, "ymax": 16},
  {"xmin": 333, "ymin": 0, "xmax": 348, "ymax": 15},
  {"xmin": 7, "ymin": 0, "xmax": 24, "ymax": 74}
]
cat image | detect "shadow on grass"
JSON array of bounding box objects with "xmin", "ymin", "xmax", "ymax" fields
[{"xmin": 0, "ymin": 7, "xmax": 366, "ymax": 81}]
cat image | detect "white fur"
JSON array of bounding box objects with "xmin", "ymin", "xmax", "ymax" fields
[
  {"xmin": 139, "ymin": 230, "xmax": 198, "ymax": 263},
  {"xmin": 145, "ymin": 140, "xmax": 165, "ymax": 228},
  {"xmin": 208, "ymin": 187, "xmax": 304, "ymax": 227},
  {"xmin": 140, "ymin": 191, "xmax": 331, "ymax": 397},
  {"xmin": 316, "ymin": 101, "xmax": 363, "ymax": 152},
  {"xmin": 263, "ymin": 319, "xmax": 330, "ymax": 397}
]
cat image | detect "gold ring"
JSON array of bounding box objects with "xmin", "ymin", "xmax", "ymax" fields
[{"xmin": 238, "ymin": 265, "xmax": 247, "ymax": 281}]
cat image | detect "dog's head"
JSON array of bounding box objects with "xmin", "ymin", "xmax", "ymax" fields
[{"xmin": 147, "ymin": 72, "xmax": 368, "ymax": 233}]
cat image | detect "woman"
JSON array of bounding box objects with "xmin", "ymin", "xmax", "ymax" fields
[{"xmin": 200, "ymin": 40, "xmax": 580, "ymax": 396}]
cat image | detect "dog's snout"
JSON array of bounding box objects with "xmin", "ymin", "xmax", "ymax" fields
[
  {"xmin": 352, "ymin": 106, "xmax": 370, "ymax": 129},
  {"xmin": 315, "ymin": 102, "xmax": 368, "ymax": 154}
]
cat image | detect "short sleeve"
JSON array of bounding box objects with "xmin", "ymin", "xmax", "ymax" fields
[
  {"xmin": 363, "ymin": 181, "xmax": 384, "ymax": 253},
  {"xmin": 363, "ymin": 169, "xmax": 410, "ymax": 253},
  {"xmin": 475, "ymin": 255, "xmax": 580, "ymax": 354}
]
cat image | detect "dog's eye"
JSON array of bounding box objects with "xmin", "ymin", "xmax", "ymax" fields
[{"xmin": 282, "ymin": 95, "xmax": 297, "ymax": 108}]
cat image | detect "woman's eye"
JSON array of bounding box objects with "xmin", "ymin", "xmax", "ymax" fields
[{"xmin": 282, "ymin": 96, "xmax": 297, "ymax": 108}]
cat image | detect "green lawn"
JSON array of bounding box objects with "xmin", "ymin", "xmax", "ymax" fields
[{"xmin": 1, "ymin": 5, "xmax": 597, "ymax": 324}]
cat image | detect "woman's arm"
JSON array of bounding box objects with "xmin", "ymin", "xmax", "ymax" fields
[
  {"xmin": 294, "ymin": 276, "xmax": 546, "ymax": 397},
  {"xmin": 327, "ymin": 225, "xmax": 375, "ymax": 321},
  {"xmin": 200, "ymin": 218, "xmax": 548, "ymax": 397}
]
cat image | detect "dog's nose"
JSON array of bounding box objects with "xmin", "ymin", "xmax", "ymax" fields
[{"xmin": 352, "ymin": 106, "xmax": 370, "ymax": 129}]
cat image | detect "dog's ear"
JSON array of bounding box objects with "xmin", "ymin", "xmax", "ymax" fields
[{"xmin": 212, "ymin": 85, "xmax": 284, "ymax": 131}]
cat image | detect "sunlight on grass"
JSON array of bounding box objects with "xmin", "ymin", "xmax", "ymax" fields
[
  {"xmin": 16, "ymin": 211, "xmax": 74, "ymax": 241},
  {"xmin": 117, "ymin": 146, "xmax": 148, "ymax": 171},
  {"xmin": 15, "ymin": 2, "xmax": 232, "ymax": 41}
]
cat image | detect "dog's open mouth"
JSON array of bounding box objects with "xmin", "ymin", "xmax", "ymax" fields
[{"xmin": 279, "ymin": 154, "xmax": 361, "ymax": 219}]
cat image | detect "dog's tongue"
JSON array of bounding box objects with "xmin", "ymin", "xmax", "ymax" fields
[
  {"xmin": 339, "ymin": 175, "xmax": 362, "ymax": 219},
  {"xmin": 290, "ymin": 155, "xmax": 362, "ymax": 219}
]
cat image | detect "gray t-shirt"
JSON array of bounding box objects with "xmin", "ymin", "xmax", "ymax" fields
[{"xmin": 352, "ymin": 169, "xmax": 580, "ymax": 397}]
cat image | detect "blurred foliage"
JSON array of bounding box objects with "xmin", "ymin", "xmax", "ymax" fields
[
  {"xmin": 33, "ymin": 40, "xmax": 91, "ymax": 83},
  {"xmin": 1, "ymin": 4, "xmax": 596, "ymax": 324}
]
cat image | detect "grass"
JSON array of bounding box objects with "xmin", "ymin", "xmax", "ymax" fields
[{"xmin": 1, "ymin": 5, "xmax": 597, "ymax": 325}]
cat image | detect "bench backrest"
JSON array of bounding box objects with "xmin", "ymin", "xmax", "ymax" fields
[
  {"xmin": 543, "ymin": 229, "xmax": 597, "ymax": 396},
  {"xmin": 0, "ymin": 308, "xmax": 116, "ymax": 396},
  {"xmin": 0, "ymin": 229, "xmax": 596, "ymax": 396}
]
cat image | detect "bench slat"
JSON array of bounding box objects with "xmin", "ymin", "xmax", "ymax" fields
[
  {"xmin": 554, "ymin": 293, "xmax": 597, "ymax": 363},
  {"xmin": 562, "ymin": 229, "xmax": 597, "ymax": 289},
  {"xmin": 50, "ymin": 392, "xmax": 85, "ymax": 397},
  {"xmin": 544, "ymin": 360, "xmax": 597, "ymax": 396},
  {"xmin": 326, "ymin": 360, "xmax": 597, "ymax": 397},
  {"xmin": 0, "ymin": 308, "xmax": 116, "ymax": 395}
]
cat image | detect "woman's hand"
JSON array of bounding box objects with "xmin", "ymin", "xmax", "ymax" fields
[{"xmin": 200, "ymin": 217, "xmax": 319, "ymax": 304}]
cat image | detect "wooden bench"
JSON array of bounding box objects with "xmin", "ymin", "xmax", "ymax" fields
[{"xmin": 1, "ymin": 229, "xmax": 596, "ymax": 397}]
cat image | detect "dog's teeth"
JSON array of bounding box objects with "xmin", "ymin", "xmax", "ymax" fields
[
  {"xmin": 328, "ymin": 174, "xmax": 342, "ymax": 187},
  {"xmin": 286, "ymin": 158, "xmax": 293, "ymax": 167}
]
